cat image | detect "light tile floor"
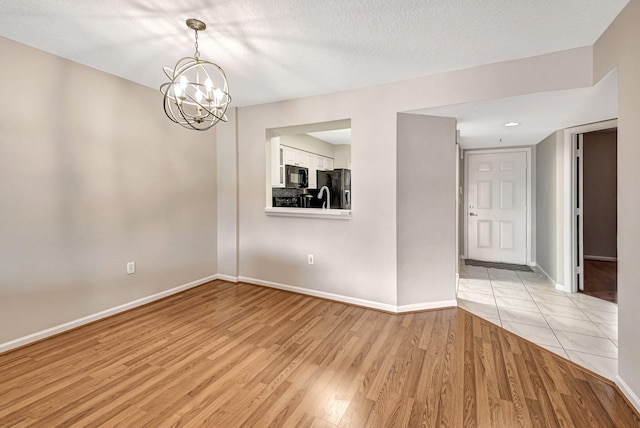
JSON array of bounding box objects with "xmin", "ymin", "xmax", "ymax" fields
[{"xmin": 457, "ymin": 264, "xmax": 618, "ymax": 380}]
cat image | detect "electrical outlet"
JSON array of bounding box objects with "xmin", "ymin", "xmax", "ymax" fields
[
  {"xmin": 308, "ymin": 254, "xmax": 314, "ymax": 265},
  {"xmin": 127, "ymin": 261, "xmax": 135, "ymax": 275}
]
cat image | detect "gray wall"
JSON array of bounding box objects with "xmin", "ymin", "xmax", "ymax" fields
[
  {"xmin": 536, "ymin": 131, "xmax": 560, "ymax": 282},
  {"xmin": 397, "ymin": 114, "xmax": 457, "ymax": 306},
  {"xmin": 0, "ymin": 32, "xmax": 599, "ymax": 351},
  {"xmin": 217, "ymin": 108, "xmax": 238, "ymax": 279},
  {"xmin": 583, "ymin": 130, "xmax": 617, "ymax": 259},
  {"xmin": 221, "ymin": 45, "xmax": 592, "ymax": 313},
  {"xmin": 0, "ymin": 37, "xmax": 218, "ymax": 344},
  {"xmin": 594, "ymin": 0, "xmax": 640, "ymax": 401}
]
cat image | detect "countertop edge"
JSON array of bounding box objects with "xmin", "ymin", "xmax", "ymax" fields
[{"xmin": 264, "ymin": 207, "xmax": 352, "ymax": 220}]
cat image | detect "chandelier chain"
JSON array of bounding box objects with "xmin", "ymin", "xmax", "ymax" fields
[{"xmin": 194, "ymin": 30, "xmax": 200, "ymax": 59}]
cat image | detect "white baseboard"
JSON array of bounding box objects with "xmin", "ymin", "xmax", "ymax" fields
[
  {"xmin": 534, "ymin": 264, "xmax": 554, "ymax": 284},
  {"xmin": 584, "ymin": 255, "xmax": 618, "ymax": 262},
  {"xmin": 0, "ymin": 274, "xmax": 218, "ymax": 354},
  {"xmin": 237, "ymin": 276, "xmax": 456, "ymax": 314},
  {"xmin": 1, "ymin": 273, "xmax": 460, "ymax": 354},
  {"xmin": 238, "ymin": 276, "xmax": 398, "ymax": 312},
  {"xmin": 397, "ymin": 300, "xmax": 458, "ymax": 313},
  {"xmin": 216, "ymin": 274, "xmax": 239, "ymax": 283},
  {"xmin": 616, "ymin": 375, "xmax": 640, "ymax": 413},
  {"xmin": 535, "ymin": 264, "xmax": 570, "ymax": 292}
]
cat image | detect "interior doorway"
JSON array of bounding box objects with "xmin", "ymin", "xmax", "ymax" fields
[{"xmin": 576, "ymin": 128, "xmax": 618, "ymax": 303}]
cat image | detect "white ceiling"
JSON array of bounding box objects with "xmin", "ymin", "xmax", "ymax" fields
[
  {"xmin": 0, "ymin": 1, "xmax": 626, "ymax": 148},
  {"xmin": 307, "ymin": 129, "xmax": 352, "ymax": 146},
  {"xmin": 412, "ymin": 69, "xmax": 618, "ymax": 149},
  {"xmin": 0, "ymin": 0, "xmax": 628, "ymax": 108}
]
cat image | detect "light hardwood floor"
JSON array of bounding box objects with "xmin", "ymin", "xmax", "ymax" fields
[{"xmin": 1, "ymin": 280, "xmax": 638, "ymax": 427}]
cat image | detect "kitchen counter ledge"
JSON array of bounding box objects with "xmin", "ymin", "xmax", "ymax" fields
[{"xmin": 265, "ymin": 207, "xmax": 352, "ymax": 220}]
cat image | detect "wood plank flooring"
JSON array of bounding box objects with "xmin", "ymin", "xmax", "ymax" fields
[
  {"xmin": 582, "ymin": 259, "xmax": 617, "ymax": 303},
  {"xmin": 1, "ymin": 280, "xmax": 638, "ymax": 427}
]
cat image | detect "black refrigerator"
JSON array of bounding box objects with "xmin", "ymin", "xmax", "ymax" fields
[{"xmin": 317, "ymin": 168, "xmax": 351, "ymax": 209}]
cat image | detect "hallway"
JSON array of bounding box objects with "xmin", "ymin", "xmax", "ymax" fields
[{"xmin": 457, "ymin": 264, "xmax": 618, "ymax": 380}]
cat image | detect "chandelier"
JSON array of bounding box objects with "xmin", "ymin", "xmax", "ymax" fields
[{"xmin": 160, "ymin": 19, "xmax": 231, "ymax": 131}]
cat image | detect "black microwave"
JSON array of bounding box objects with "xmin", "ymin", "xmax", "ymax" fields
[{"xmin": 285, "ymin": 165, "xmax": 308, "ymax": 188}]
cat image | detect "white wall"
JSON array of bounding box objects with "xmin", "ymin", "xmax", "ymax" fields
[
  {"xmin": 397, "ymin": 114, "xmax": 457, "ymax": 307},
  {"xmin": 217, "ymin": 47, "xmax": 594, "ymax": 311},
  {"xmin": 593, "ymin": 0, "xmax": 640, "ymax": 405},
  {"xmin": 0, "ymin": 37, "xmax": 218, "ymax": 345}
]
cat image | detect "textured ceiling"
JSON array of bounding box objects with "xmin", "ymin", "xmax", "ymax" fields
[{"xmin": 0, "ymin": 0, "xmax": 629, "ymax": 107}]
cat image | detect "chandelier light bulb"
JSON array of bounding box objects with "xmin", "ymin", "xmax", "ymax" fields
[{"xmin": 214, "ymin": 88, "xmax": 223, "ymax": 106}]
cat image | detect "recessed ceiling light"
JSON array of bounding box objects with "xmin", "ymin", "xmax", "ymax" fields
[{"xmin": 504, "ymin": 122, "xmax": 520, "ymax": 127}]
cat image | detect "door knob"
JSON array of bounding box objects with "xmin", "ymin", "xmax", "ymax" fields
[{"xmin": 469, "ymin": 212, "xmax": 478, "ymax": 216}]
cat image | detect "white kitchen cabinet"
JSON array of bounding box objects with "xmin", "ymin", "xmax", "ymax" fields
[
  {"xmin": 276, "ymin": 145, "xmax": 334, "ymax": 188},
  {"xmin": 283, "ymin": 146, "xmax": 308, "ymax": 167},
  {"xmin": 283, "ymin": 146, "xmax": 296, "ymax": 165},
  {"xmin": 325, "ymin": 157, "xmax": 334, "ymax": 171},
  {"xmin": 271, "ymin": 137, "xmax": 285, "ymax": 188},
  {"xmin": 307, "ymin": 153, "xmax": 317, "ymax": 189},
  {"xmin": 314, "ymin": 155, "xmax": 334, "ymax": 171},
  {"xmin": 309, "ymin": 155, "xmax": 334, "ymax": 188},
  {"xmin": 295, "ymin": 150, "xmax": 307, "ymax": 167}
]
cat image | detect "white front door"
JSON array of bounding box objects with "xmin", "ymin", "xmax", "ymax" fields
[{"xmin": 467, "ymin": 151, "xmax": 528, "ymax": 264}]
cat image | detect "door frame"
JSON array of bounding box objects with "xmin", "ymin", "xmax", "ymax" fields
[
  {"xmin": 562, "ymin": 119, "xmax": 617, "ymax": 293},
  {"xmin": 463, "ymin": 147, "xmax": 533, "ymax": 266}
]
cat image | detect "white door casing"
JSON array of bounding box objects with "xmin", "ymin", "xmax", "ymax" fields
[
  {"xmin": 466, "ymin": 150, "xmax": 528, "ymax": 265},
  {"xmin": 563, "ymin": 119, "xmax": 617, "ymax": 293},
  {"xmin": 575, "ymin": 133, "xmax": 585, "ymax": 292}
]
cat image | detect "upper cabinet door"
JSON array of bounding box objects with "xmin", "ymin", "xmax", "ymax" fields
[
  {"xmin": 283, "ymin": 146, "xmax": 309, "ymax": 167},
  {"xmin": 283, "ymin": 147, "xmax": 297, "ymax": 165},
  {"xmin": 271, "ymin": 137, "xmax": 285, "ymax": 188},
  {"xmin": 307, "ymin": 153, "xmax": 317, "ymax": 189},
  {"xmin": 294, "ymin": 150, "xmax": 307, "ymax": 167},
  {"xmin": 325, "ymin": 158, "xmax": 334, "ymax": 171}
]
